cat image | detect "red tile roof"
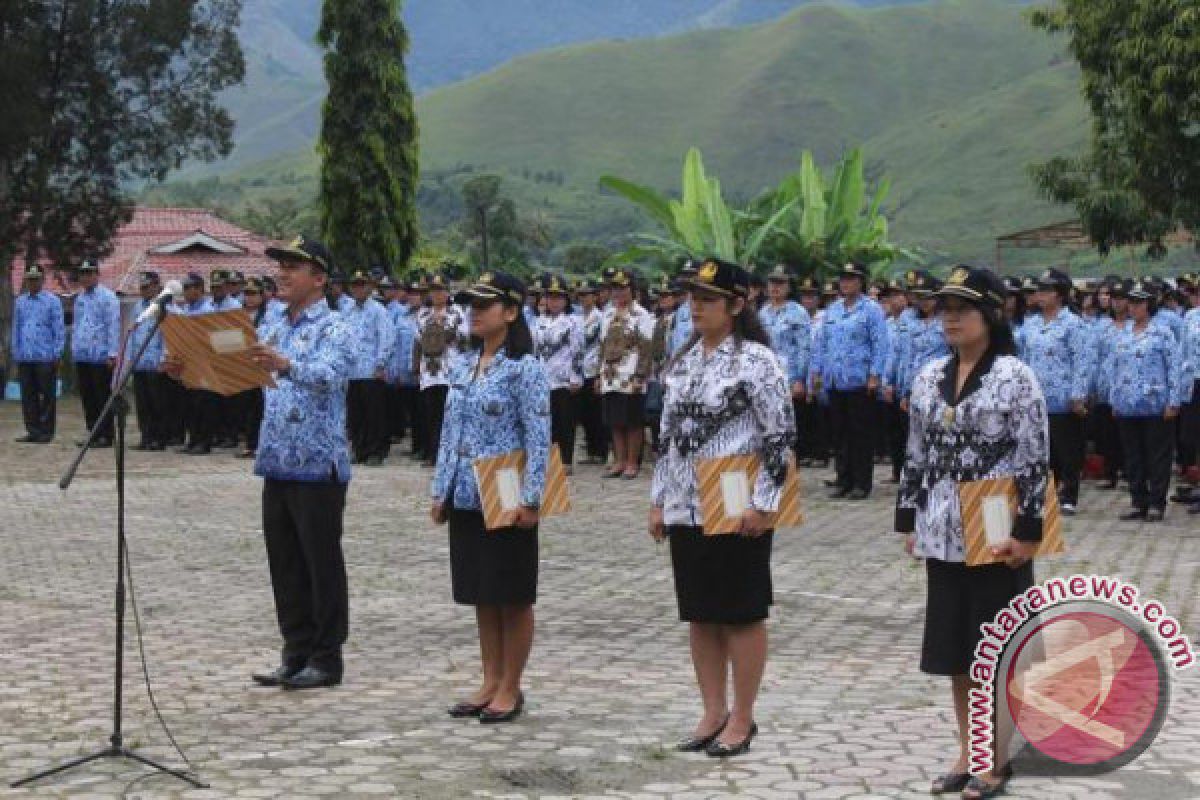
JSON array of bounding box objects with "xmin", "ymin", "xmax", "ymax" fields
[{"xmin": 12, "ymin": 207, "xmax": 281, "ymax": 294}]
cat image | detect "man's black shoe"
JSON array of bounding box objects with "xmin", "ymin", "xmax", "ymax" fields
[
  {"xmin": 14, "ymin": 434, "xmax": 38, "ymax": 443},
  {"xmin": 93, "ymin": 437, "xmax": 113, "ymax": 448},
  {"xmin": 281, "ymin": 666, "xmax": 341, "ymax": 690},
  {"xmin": 846, "ymin": 489, "xmax": 869, "ymax": 500},
  {"xmin": 1119, "ymin": 508, "xmax": 1147, "ymax": 522},
  {"xmin": 252, "ymin": 664, "xmax": 304, "ymax": 687},
  {"xmin": 186, "ymin": 443, "xmax": 211, "ymax": 455},
  {"xmin": 828, "ymin": 487, "xmax": 851, "ymax": 499}
]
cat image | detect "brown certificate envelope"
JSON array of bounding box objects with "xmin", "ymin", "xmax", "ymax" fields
[
  {"xmin": 472, "ymin": 447, "xmax": 570, "ymax": 531},
  {"xmin": 694, "ymin": 454, "xmax": 803, "ymax": 536},
  {"xmin": 161, "ymin": 310, "xmax": 275, "ymax": 396},
  {"xmin": 959, "ymin": 475, "xmax": 1064, "ymax": 567}
]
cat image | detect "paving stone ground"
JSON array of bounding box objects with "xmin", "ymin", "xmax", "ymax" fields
[{"xmin": 0, "ymin": 402, "xmax": 1197, "ymax": 800}]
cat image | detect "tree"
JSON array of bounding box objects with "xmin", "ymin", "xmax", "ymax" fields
[
  {"xmin": 318, "ymin": 0, "xmax": 419, "ymax": 276},
  {"xmin": 563, "ymin": 243, "xmax": 612, "ymax": 276},
  {"xmin": 1028, "ymin": 0, "xmax": 1200, "ymax": 254},
  {"xmin": 238, "ymin": 197, "xmax": 320, "ymax": 240},
  {"xmin": 0, "ymin": 0, "xmax": 244, "ymax": 373},
  {"xmin": 461, "ymin": 174, "xmax": 503, "ymax": 267}
]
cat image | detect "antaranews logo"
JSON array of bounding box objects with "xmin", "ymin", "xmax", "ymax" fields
[{"xmin": 968, "ymin": 574, "xmax": 1194, "ymax": 776}]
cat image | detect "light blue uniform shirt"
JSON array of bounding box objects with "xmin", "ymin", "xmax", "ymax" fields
[
  {"xmin": 1108, "ymin": 322, "xmax": 1185, "ymax": 417},
  {"xmin": 1016, "ymin": 308, "xmax": 1095, "ymax": 414},
  {"xmin": 71, "ymin": 285, "xmax": 121, "ymax": 364},
  {"xmin": 815, "ymin": 296, "xmax": 889, "ymax": 391},
  {"xmin": 1181, "ymin": 308, "xmax": 1200, "ymax": 403},
  {"xmin": 668, "ymin": 302, "xmax": 694, "ymax": 358},
  {"xmin": 758, "ymin": 301, "xmax": 811, "ymax": 384},
  {"xmin": 386, "ymin": 302, "xmax": 419, "ymax": 386},
  {"xmin": 213, "ymin": 295, "xmax": 242, "ymax": 312},
  {"xmin": 342, "ymin": 297, "xmax": 395, "ymax": 381},
  {"xmin": 179, "ymin": 297, "xmax": 215, "ymax": 316},
  {"xmin": 12, "ymin": 289, "xmax": 65, "ymax": 363},
  {"xmin": 900, "ymin": 316, "xmax": 950, "ymax": 400},
  {"xmin": 254, "ymin": 300, "xmax": 354, "ymax": 483},
  {"xmin": 883, "ymin": 307, "xmax": 917, "ymax": 391},
  {"xmin": 430, "ymin": 349, "xmax": 551, "ymax": 512},
  {"xmin": 125, "ymin": 299, "xmax": 166, "ymax": 371}
]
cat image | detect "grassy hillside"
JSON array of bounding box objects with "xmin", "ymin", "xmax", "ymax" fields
[{"xmin": 167, "ymin": 0, "xmax": 1090, "ymax": 265}]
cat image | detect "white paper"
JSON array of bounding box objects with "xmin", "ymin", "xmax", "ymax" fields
[
  {"xmin": 209, "ymin": 329, "xmax": 247, "ymax": 354},
  {"xmin": 981, "ymin": 495, "xmax": 1013, "ymax": 546},
  {"xmin": 720, "ymin": 471, "xmax": 751, "ymax": 518},
  {"xmin": 496, "ymin": 467, "xmax": 522, "ymax": 512}
]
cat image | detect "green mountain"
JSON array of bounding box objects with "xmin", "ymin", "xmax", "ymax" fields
[{"xmin": 171, "ymin": 0, "xmax": 1088, "ymax": 264}]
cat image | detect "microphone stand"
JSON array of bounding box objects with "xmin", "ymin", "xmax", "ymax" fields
[{"xmin": 13, "ymin": 301, "xmax": 207, "ymax": 789}]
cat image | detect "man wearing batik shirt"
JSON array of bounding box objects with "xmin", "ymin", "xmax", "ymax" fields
[
  {"xmin": 343, "ymin": 270, "xmax": 395, "ymax": 466},
  {"xmin": 12, "ymin": 265, "xmax": 66, "ymax": 443},
  {"xmin": 1016, "ymin": 267, "xmax": 1097, "ymax": 515},
  {"xmin": 249, "ymin": 235, "xmax": 354, "ymax": 692},
  {"xmin": 126, "ymin": 271, "xmax": 169, "ymax": 451},
  {"xmin": 816, "ymin": 261, "xmax": 889, "ymax": 500},
  {"xmin": 71, "ymin": 260, "xmax": 122, "ymax": 447}
]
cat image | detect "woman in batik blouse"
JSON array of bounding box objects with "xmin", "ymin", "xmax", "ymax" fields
[
  {"xmin": 649, "ymin": 258, "xmax": 796, "ymax": 759},
  {"xmin": 896, "ymin": 265, "xmax": 1050, "ymax": 800},
  {"xmin": 431, "ymin": 270, "xmax": 551, "ymax": 725}
]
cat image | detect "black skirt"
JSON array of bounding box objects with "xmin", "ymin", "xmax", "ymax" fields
[
  {"xmin": 668, "ymin": 525, "xmax": 773, "ymax": 624},
  {"xmin": 448, "ymin": 508, "xmax": 538, "ymax": 606},
  {"xmin": 603, "ymin": 390, "xmax": 645, "ymax": 427},
  {"xmin": 921, "ymin": 558, "xmax": 1034, "ymax": 676}
]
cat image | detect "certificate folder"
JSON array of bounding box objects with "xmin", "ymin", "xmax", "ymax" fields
[
  {"xmin": 161, "ymin": 310, "xmax": 274, "ymax": 396},
  {"xmin": 473, "ymin": 447, "xmax": 570, "ymax": 531},
  {"xmin": 694, "ymin": 454, "xmax": 803, "ymax": 535},
  {"xmin": 958, "ymin": 475, "xmax": 1064, "ymax": 567}
]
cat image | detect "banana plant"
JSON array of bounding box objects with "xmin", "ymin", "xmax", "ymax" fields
[
  {"xmin": 745, "ymin": 147, "xmax": 914, "ymax": 281},
  {"xmin": 600, "ymin": 147, "xmax": 792, "ymax": 266}
]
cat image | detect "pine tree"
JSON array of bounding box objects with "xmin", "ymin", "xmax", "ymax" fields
[{"xmin": 317, "ymin": 0, "xmax": 419, "ymax": 275}]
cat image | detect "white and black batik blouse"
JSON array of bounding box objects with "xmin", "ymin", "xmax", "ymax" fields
[
  {"xmin": 652, "ymin": 336, "xmax": 797, "ymax": 527},
  {"xmin": 896, "ymin": 351, "xmax": 1050, "ymax": 562}
]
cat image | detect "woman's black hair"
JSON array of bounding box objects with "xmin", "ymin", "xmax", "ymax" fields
[
  {"xmin": 985, "ymin": 310, "xmax": 1017, "ymax": 357},
  {"xmin": 673, "ymin": 293, "xmax": 771, "ymax": 362},
  {"xmin": 1007, "ymin": 292, "xmax": 1027, "ymax": 326},
  {"xmin": 468, "ymin": 297, "xmax": 535, "ymax": 358}
]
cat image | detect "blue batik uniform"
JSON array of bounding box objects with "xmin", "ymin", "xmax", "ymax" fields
[
  {"xmin": 900, "ymin": 317, "xmax": 950, "ymax": 400},
  {"xmin": 71, "ymin": 285, "xmax": 121, "ymax": 364},
  {"xmin": 882, "ymin": 308, "xmax": 914, "ymax": 394},
  {"xmin": 1182, "ymin": 308, "xmax": 1200, "ymax": 403},
  {"xmin": 1016, "ymin": 309, "xmax": 1095, "ymax": 414},
  {"xmin": 668, "ymin": 302, "xmax": 694, "ymax": 359},
  {"xmin": 12, "ymin": 289, "xmax": 65, "ymax": 363},
  {"xmin": 125, "ymin": 299, "xmax": 166, "ymax": 371},
  {"xmin": 1092, "ymin": 317, "xmax": 1129, "ymax": 404},
  {"xmin": 387, "ymin": 303, "xmax": 419, "ymax": 386},
  {"xmin": 816, "ymin": 296, "xmax": 889, "ymax": 390},
  {"xmin": 342, "ymin": 297, "xmax": 395, "ymax": 381},
  {"xmin": 254, "ymin": 301, "xmax": 355, "ymax": 483},
  {"xmin": 179, "ymin": 297, "xmax": 215, "ymax": 317},
  {"xmin": 1152, "ymin": 307, "xmax": 1184, "ymax": 344},
  {"xmin": 213, "ymin": 295, "xmax": 242, "ymax": 312},
  {"xmin": 1109, "ymin": 324, "xmax": 1185, "ymax": 417},
  {"xmin": 758, "ymin": 301, "xmax": 811, "ymax": 386},
  {"xmin": 430, "ymin": 349, "xmax": 551, "ymax": 511}
]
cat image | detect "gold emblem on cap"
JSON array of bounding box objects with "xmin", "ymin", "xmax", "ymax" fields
[
  {"xmin": 480, "ymin": 272, "xmax": 494, "ymax": 284},
  {"xmin": 289, "ymin": 235, "xmax": 305, "ymax": 249},
  {"xmin": 949, "ymin": 267, "xmax": 969, "ymax": 286},
  {"xmin": 698, "ymin": 260, "xmax": 718, "ymax": 283}
]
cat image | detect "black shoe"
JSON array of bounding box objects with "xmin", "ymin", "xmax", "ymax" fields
[
  {"xmin": 1119, "ymin": 508, "xmax": 1148, "ymax": 521},
  {"xmin": 1146, "ymin": 508, "xmax": 1165, "ymax": 523},
  {"xmin": 1099, "ymin": 479, "xmax": 1119, "ymax": 490},
  {"xmin": 706, "ymin": 722, "xmax": 757, "ymax": 758},
  {"xmin": 676, "ymin": 715, "xmax": 729, "ymax": 752},
  {"xmin": 252, "ymin": 663, "xmax": 304, "ymax": 687},
  {"xmin": 447, "ymin": 700, "xmax": 489, "ymax": 718},
  {"xmin": 93, "ymin": 437, "xmax": 113, "ymax": 448},
  {"xmin": 281, "ymin": 665, "xmax": 341, "ymax": 690},
  {"xmin": 365, "ymin": 455, "xmax": 384, "ymax": 467},
  {"xmin": 828, "ymin": 487, "xmax": 851, "ymax": 499},
  {"xmin": 1170, "ymin": 488, "xmax": 1195, "ymax": 503},
  {"xmin": 14, "ymin": 434, "xmax": 39, "ymax": 444},
  {"xmin": 822, "ymin": 478, "xmax": 839, "ymax": 488},
  {"xmin": 1060, "ymin": 502, "xmax": 1077, "ymax": 516},
  {"xmin": 479, "ymin": 692, "xmax": 524, "ymax": 724},
  {"xmin": 186, "ymin": 443, "xmax": 211, "ymax": 455},
  {"xmin": 131, "ymin": 441, "xmax": 151, "ymax": 451},
  {"xmin": 34, "ymin": 434, "xmax": 54, "ymax": 444},
  {"xmin": 146, "ymin": 442, "xmax": 166, "ymax": 452},
  {"xmin": 847, "ymin": 489, "xmax": 869, "ymax": 500},
  {"xmin": 930, "ymin": 771, "xmax": 972, "ymax": 794},
  {"xmin": 961, "ymin": 765, "xmax": 1012, "ymax": 799}
]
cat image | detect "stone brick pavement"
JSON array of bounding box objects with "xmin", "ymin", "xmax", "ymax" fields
[{"xmin": 0, "ymin": 403, "xmax": 1197, "ymax": 799}]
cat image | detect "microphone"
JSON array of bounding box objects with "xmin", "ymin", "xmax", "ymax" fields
[{"xmin": 135, "ymin": 280, "xmax": 184, "ymax": 324}]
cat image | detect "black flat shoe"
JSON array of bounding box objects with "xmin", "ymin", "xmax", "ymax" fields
[
  {"xmin": 479, "ymin": 692, "xmax": 524, "ymax": 724},
  {"xmin": 676, "ymin": 716, "xmax": 729, "ymax": 752},
  {"xmin": 929, "ymin": 771, "xmax": 971, "ymax": 794},
  {"xmin": 846, "ymin": 488, "xmax": 869, "ymax": 500},
  {"xmin": 281, "ymin": 665, "xmax": 341, "ymax": 690},
  {"xmin": 961, "ymin": 765, "xmax": 1012, "ymax": 799},
  {"xmin": 1119, "ymin": 508, "xmax": 1148, "ymax": 521},
  {"xmin": 706, "ymin": 722, "xmax": 757, "ymax": 758},
  {"xmin": 447, "ymin": 700, "xmax": 489, "ymax": 718},
  {"xmin": 251, "ymin": 663, "xmax": 304, "ymax": 687},
  {"xmin": 14, "ymin": 434, "xmax": 39, "ymax": 443},
  {"xmin": 828, "ymin": 487, "xmax": 850, "ymax": 499}
]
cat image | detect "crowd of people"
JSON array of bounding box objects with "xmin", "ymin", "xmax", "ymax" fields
[{"xmin": 7, "ymin": 247, "xmax": 1200, "ymax": 796}]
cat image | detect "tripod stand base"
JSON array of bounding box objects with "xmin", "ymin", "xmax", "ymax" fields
[{"xmin": 11, "ymin": 743, "xmax": 207, "ymax": 789}]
